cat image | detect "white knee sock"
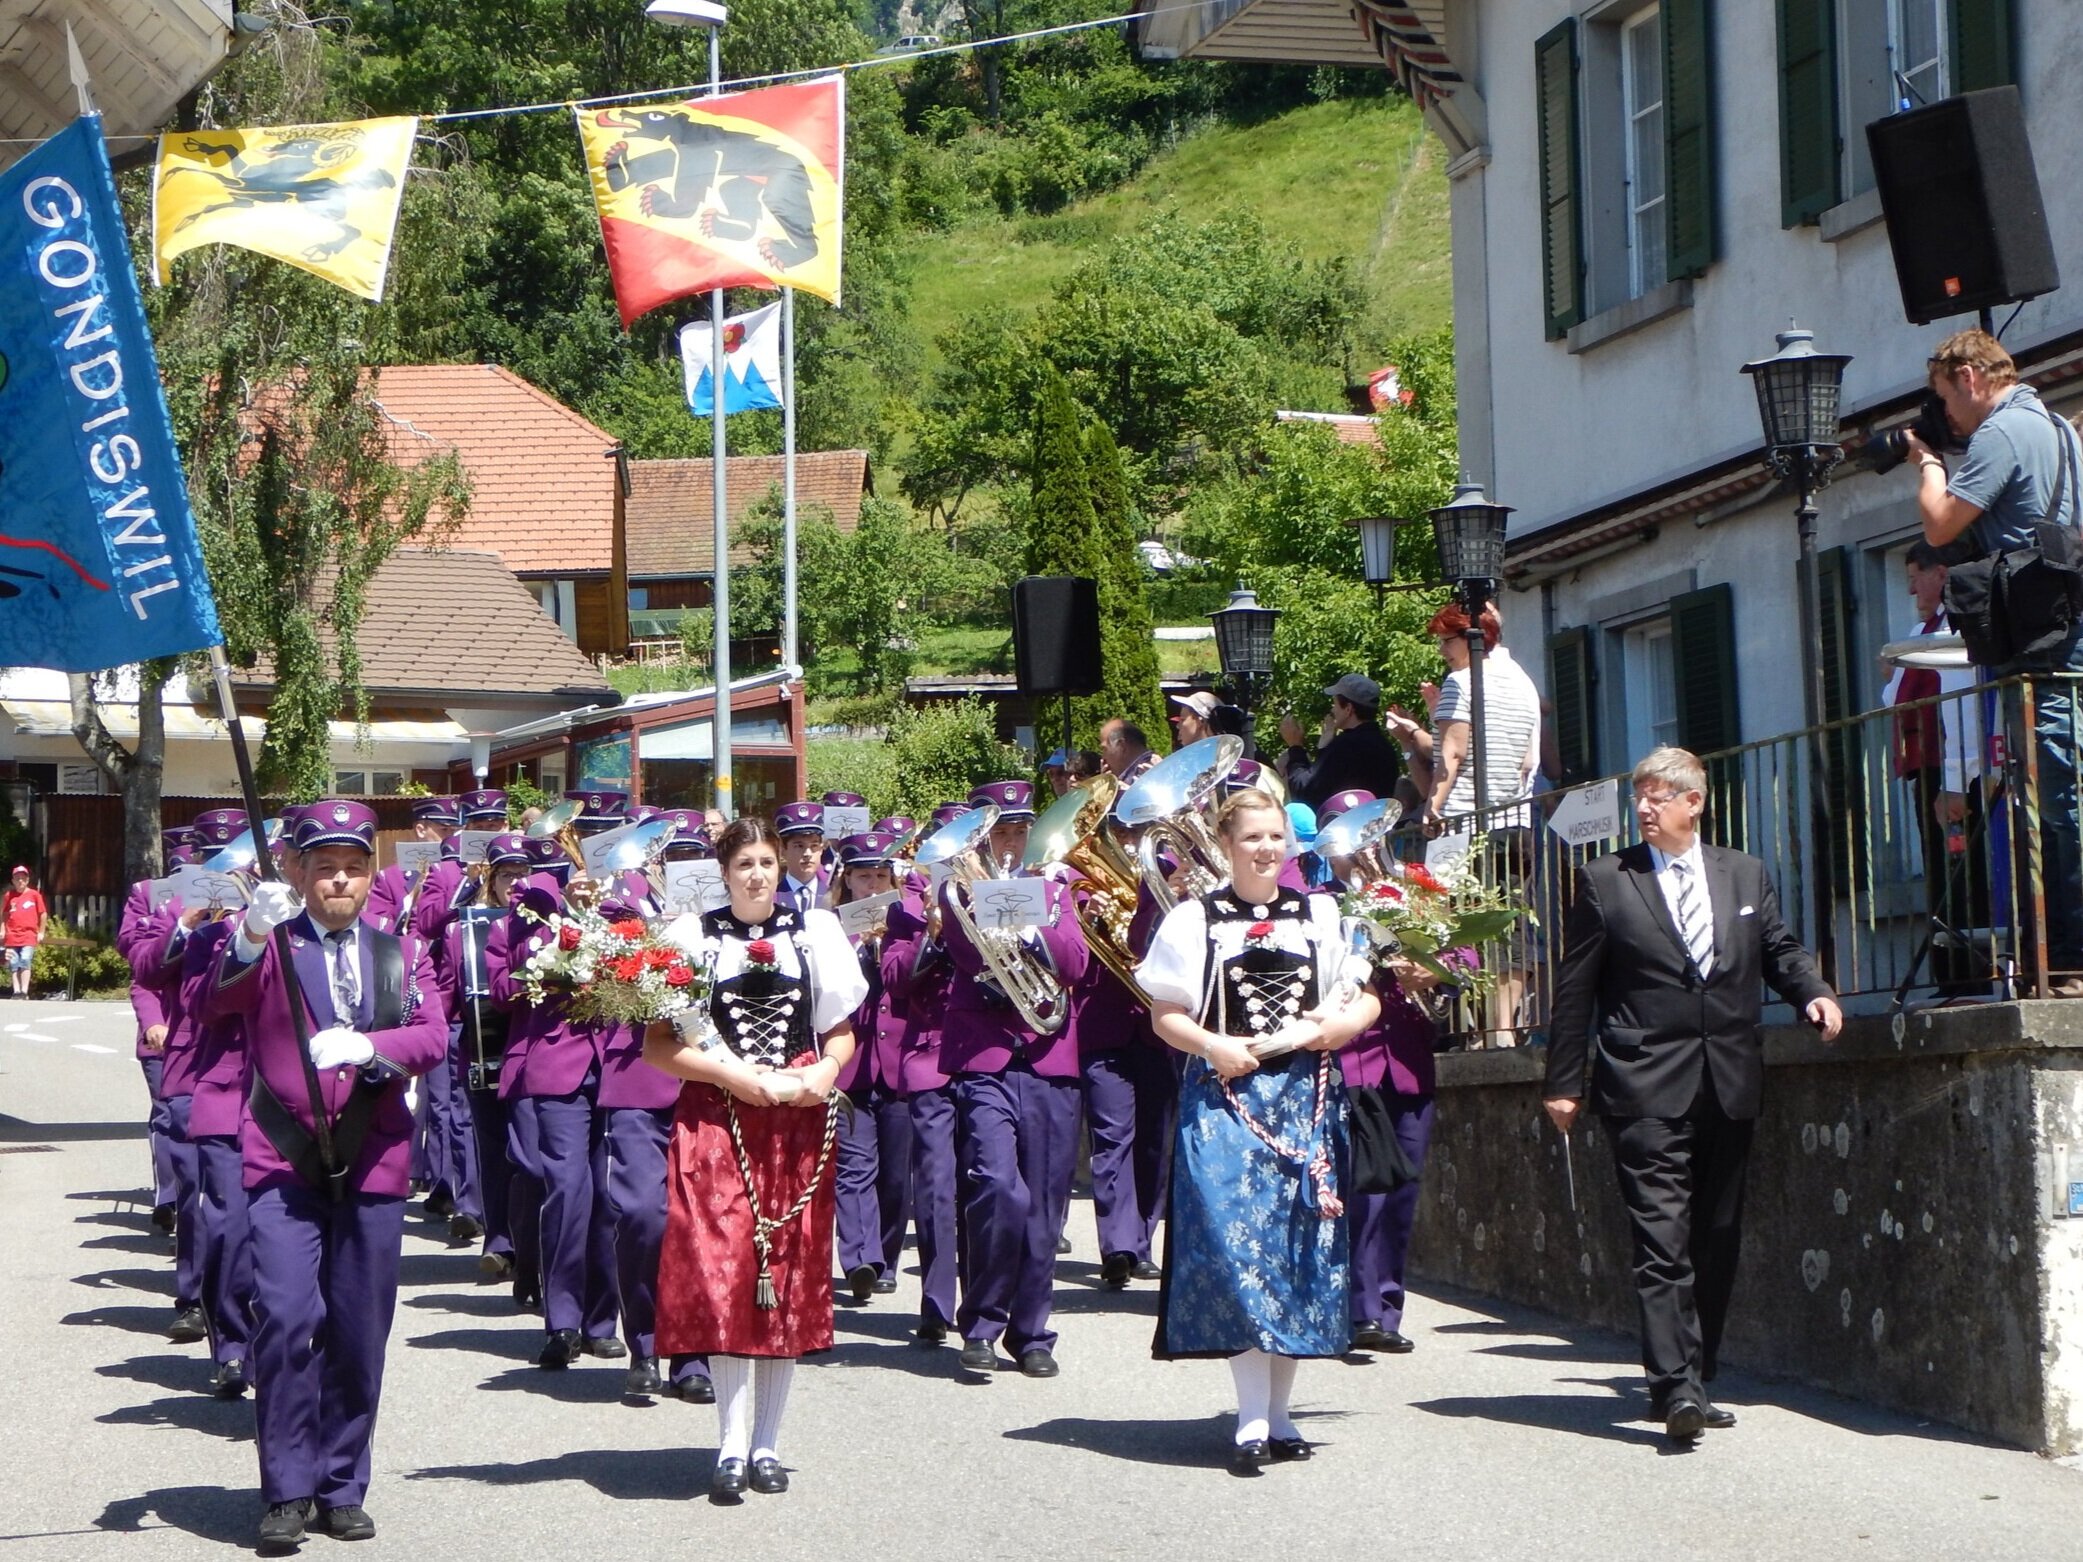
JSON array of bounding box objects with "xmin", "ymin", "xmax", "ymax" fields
[
  {"xmin": 1229, "ymin": 1349, "xmax": 1272, "ymax": 1446},
  {"xmin": 710, "ymin": 1354, "xmax": 752, "ymax": 1463},
  {"xmin": 1267, "ymin": 1353, "xmax": 1299, "ymax": 1440},
  {"xmin": 751, "ymin": 1356, "xmax": 796, "ymax": 1462}
]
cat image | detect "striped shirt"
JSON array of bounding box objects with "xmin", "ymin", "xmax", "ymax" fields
[{"xmin": 1432, "ymin": 645, "xmax": 1543, "ymax": 828}]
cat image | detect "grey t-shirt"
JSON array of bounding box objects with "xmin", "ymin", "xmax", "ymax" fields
[{"xmin": 1949, "ymin": 382, "xmax": 2083, "ymax": 553}]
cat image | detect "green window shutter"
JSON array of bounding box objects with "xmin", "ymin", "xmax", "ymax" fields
[
  {"xmin": 1663, "ymin": 0, "xmax": 1717, "ymax": 279},
  {"xmin": 1536, "ymin": 18, "xmax": 1584, "ymax": 340},
  {"xmin": 1950, "ymin": 0, "xmax": 2016, "ymax": 93},
  {"xmin": 1777, "ymin": 0, "xmax": 1839, "ymax": 226},
  {"xmin": 1547, "ymin": 626, "xmax": 1597, "ymax": 786},
  {"xmin": 1671, "ymin": 582, "xmax": 1743, "ymax": 848}
]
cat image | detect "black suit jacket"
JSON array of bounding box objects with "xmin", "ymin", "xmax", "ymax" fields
[
  {"xmin": 1543, "ymin": 841, "xmax": 1831, "ymax": 1119},
  {"xmin": 1284, "ymin": 721, "xmax": 1402, "ymax": 812}
]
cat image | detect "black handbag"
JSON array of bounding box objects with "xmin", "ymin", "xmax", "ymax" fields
[
  {"xmin": 1944, "ymin": 402, "xmax": 2083, "ymax": 668},
  {"xmin": 1345, "ymin": 1084, "xmax": 1420, "ymax": 1194}
]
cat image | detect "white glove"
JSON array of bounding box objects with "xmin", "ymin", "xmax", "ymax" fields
[
  {"xmin": 242, "ymin": 881, "xmax": 301, "ymax": 943},
  {"xmin": 307, "ymin": 1026, "xmax": 376, "ymax": 1070}
]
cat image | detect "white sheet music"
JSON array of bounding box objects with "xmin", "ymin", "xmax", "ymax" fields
[
  {"xmin": 455, "ymin": 829, "xmax": 503, "ymax": 864},
  {"xmin": 964, "ymin": 877, "xmax": 1051, "ymax": 930},
  {"xmin": 823, "ymin": 805, "xmax": 872, "ymax": 840},
  {"xmin": 393, "ymin": 839, "xmax": 444, "ymax": 875},
  {"xmin": 836, "ymin": 891, "xmax": 900, "ymax": 935},
  {"xmin": 661, "ymin": 859, "xmax": 730, "ymax": 915}
]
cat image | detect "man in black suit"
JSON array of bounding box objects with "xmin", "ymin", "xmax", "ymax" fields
[{"xmin": 1543, "ymin": 746, "xmax": 1842, "ymax": 1443}]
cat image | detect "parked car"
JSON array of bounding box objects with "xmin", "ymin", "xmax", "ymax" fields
[{"xmin": 875, "ymin": 33, "xmax": 943, "ymax": 54}]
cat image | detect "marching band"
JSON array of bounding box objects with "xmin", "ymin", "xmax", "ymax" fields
[{"xmin": 118, "ymin": 737, "xmax": 1444, "ymax": 1541}]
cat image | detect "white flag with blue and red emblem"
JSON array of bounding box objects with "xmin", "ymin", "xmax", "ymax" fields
[{"xmin": 679, "ymin": 299, "xmax": 784, "ymax": 417}]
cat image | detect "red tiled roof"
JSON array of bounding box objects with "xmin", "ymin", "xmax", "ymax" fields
[
  {"xmin": 229, "ymin": 549, "xmax": 616, "ymax": 705},
  {"xmin": 1275, "ymin": 409, "xmax": 1384, "ymax": 448},
  {"xmin": 625, "ymin": 451, "xmax": 873, "ymax": 578},
  {"xmin": 367, "ymin": 365, "xmax": 622, "ymax": 575}
]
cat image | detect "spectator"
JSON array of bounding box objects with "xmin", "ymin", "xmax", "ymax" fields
[
  {"xmin": 1910, "ymin": 327, "xmax": 2083, "ymax": 992},
  {"xmin": 1277, "ymin": 675, "xmax": 1403, "ymax": 812},
  {"xmin": 4, "ymin": 865, "xmax": 48, "ymax": 997},
  {"xmin": 1065, "ymin": 750, "xmax": 1104, "ymax": 785},
  {"xmin": 1168, "ymin": 692, "xmax": 1220, "ymax": 749},
  {"xmin": 1041, "ymin": 748, "xmax": 1072, "ymax": 798},
  {"xmin": 1100, "ymin": 720, "xmax": 1156, "ymax": 784}
]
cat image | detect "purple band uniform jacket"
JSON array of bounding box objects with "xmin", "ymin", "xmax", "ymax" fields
[{"xmin": 936, "ymin": 874, "xmax": 1091, "ymax": 1079}]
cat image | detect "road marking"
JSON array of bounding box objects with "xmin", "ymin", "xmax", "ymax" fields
[
  {"xmin": 3, "ymin": 1024, "xmax": 28, "ymax": 1034},
  {"xmin": 70, "ymin": 1043, "xmax": 116, "ymax": 1054},
  {"xmin": 21, "ymin": 1033, "xmax": 59, "ymax": 1043},
  {"xmin": 38, "ymin": 1014, "xmax": 82, "ymax": 1024}
]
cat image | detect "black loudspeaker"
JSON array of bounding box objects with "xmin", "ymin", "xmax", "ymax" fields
[
  {"xmin": 1011, "ymin": 576, "xmax": 1103, "ymax": 696},
  {"xmin": 1867, "ymin": 86, "xmax": 2060, "ymax": 326}
]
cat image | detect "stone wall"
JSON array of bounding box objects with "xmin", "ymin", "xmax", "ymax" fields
[{"xmin": 1410, "ymin": 1001, "xmax": 2083, "ymax": 1452}]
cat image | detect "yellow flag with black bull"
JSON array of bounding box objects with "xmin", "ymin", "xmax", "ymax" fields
[{"xmin": 151, "ymin": 117, "xmax": 418, "ymax": 302}]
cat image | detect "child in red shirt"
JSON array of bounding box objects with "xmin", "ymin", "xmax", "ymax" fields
[{"xmin": 5, "ymin": 866, "xmax": 49, "ymax": 996}]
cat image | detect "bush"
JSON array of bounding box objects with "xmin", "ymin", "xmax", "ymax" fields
[
  {"xmin": 1144, "ymin": 579, "xmax": 1231, "ymax": 624},
  {"xmin": 806, "ymin": 736, "xmax": 900, "ymax": 817},
  {"xmin": 32, "ymin": 919, "xmax": 132, "ymax": 995},
  {"xmin": 882, "ymin": 697, "xmax": 1026, "ymax": 821}
]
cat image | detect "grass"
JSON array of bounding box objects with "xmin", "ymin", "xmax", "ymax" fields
[{"xmin": 897, "ymin": 96, "xmax": 1452, "ymax": 389}]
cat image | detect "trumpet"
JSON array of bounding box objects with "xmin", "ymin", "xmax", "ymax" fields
[
  {"xmin": 1114, "ymin": 735, "xmax": 1245, "ymax": 915},
  {"xmin": 1022, "ymin": 774, "xmax": 1156, "ymax": 1006},
  {"xmin": 914, "ymin": 804, "xmax": 1069, "ymax": 1034}
]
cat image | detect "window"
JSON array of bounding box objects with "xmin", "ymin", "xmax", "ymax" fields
[
  {"xmin": 1622, "ymin": 621, "xmax": 1680, "ymax": 763},
  {"xmin": 57, "ymin": 762, "xmax": 107, "ymax": 795},
  {"xmin": 1622, "ymin": 10, "xmax": 1668, "ymax": 297},
  {"xmin": 332, "ymin": 770, "xmax": 405, "ymax": 796},
  {"xmin": 539, "ymin": 757, "xmax": 567, "ymax": 795},
  {"xmin": 529, "ymin": 580, "xmax": 578, "ymax": 639}
]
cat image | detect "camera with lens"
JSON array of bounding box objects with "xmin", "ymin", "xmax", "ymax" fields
[{"xmin": 1846, "ymin": 391, "xmax": 1961, "ymax": 474}]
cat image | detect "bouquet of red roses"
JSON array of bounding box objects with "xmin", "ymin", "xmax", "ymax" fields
[
  {"xmin": 516, "ymin": 906, "xmax": 707, "ymax": 1025},
  {"xmin": 1339, "ymin": 846, "xmax": 1526, "ymax": 995}
]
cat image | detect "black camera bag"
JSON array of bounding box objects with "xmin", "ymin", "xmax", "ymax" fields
[{"xmin": 1944, "ymin": 402, "xmax": 2083, "ymax": 669}]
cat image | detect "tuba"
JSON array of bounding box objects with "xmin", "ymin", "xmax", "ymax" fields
[
  {"xmin": 1023, "ymin": 774, "xmax": 1155, "ymax": 1006},
  {"xmin": 914, "ymin": 804, "xmax": 1069, "ymax": 1034},
  {"xmin": 525, "ymin": 798, "xmax": 589, "ymax": 874},
  {"xmin": 1114, "ymin": 735, "xmax": 1244, "ymax": 915},
  {"xmin": 1313, "ymin": 796, "xmax": 1405, "ymax": 882}
]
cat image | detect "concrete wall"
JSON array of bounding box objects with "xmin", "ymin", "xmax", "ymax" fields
[{"xmin": 1413, "ymin": 1002, "xmax": 2083, "ymax": 1452}]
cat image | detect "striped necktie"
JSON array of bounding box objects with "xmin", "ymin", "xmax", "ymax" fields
[{"xmin": 1670, "ymin": 857, "xmax": 1713, "ymax": 977}]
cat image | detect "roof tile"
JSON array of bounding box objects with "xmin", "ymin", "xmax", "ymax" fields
[{"xmin": 626, "ymin": 452, "xmax": 873, "ymax": 578}]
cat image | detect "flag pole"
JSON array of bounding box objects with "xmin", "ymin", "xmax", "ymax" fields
[
  {"xmin": 783, "ymin": 286, "xmax": 799, "ymax": 673},
  {"xmin": 707, "ymin": 27, "xmax": 734, "ymax": 821}
]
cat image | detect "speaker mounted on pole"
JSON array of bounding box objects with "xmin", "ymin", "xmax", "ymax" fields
[
  {"xmin": 1867, "ymin": 85, "xmax": 2060, "ymax": 327},
  {"xmin": 1012, "ymin": 576, "xmax": 1103, "ymax": 696}
]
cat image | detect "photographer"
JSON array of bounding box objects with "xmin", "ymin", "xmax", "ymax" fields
[{"xmin": 1910, "ymin": 328, "xmax": 2083, "ymax": 992}]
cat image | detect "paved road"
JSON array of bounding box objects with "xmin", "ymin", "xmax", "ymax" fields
[{"xmin": 4, "ymin": 1001, "xmax": 2081, "ymax": 1560}]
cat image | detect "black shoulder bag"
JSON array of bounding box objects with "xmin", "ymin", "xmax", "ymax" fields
[{"xmin": 1944, "ymin": 403, "xmax": 2083, "ymax": 669}]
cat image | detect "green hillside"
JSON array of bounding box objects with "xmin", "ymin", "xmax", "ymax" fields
[{"xmin": 897, "ymin": 95, "xmax": 1451, "ymax": 392}]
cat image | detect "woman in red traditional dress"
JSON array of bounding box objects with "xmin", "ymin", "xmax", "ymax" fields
[{"xmin": 644, "ymin": 816, "xmax": 868, "ymax": 1502}]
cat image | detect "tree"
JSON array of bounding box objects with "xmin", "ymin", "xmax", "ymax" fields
[
  {"xmin": 1025, "ymin": 367, "xmax": 1100, "ymax": 578},
  {"xmin": 68, "ymin": 663, "xmax": 173, "ymax": 890},
  {"xmin": 1083, "ymin": 420, "xmax": 1165, "ymax": 745}
]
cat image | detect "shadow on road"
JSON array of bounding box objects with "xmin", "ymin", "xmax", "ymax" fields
[
  {"xmin": 95, "ymin": 1351, "xmax": 229, "ymax": 1397},
  {"xmin": 1413, "ymin": 1391, "xmax": 1672, "ymax": 1449},
  {"xmin": 472, "ymin": 1363, "xmax": 638, "ymax": 1405},
  {"xmin": 406, "ymin": 1446, "xmax": 704, "ymax": 1502},
  {"xmin": 72, "ymin": 1265, "xmax": 174, "ymax": 1297},
  {"xmin": 826, "ymin": 1311, "xmax": 974, "ymax": 1381},
  {"xmin": 96, "ymin": 1392, "xmax": 255, "ymax": 1445},
  {"xmin": 77, "ymin": 1230, "xmax": 174, "ymax": 1257},
  {"xmin": 404, "ymin": 1325, "xmax": 536, "ymax": 1363},
  {"xmin": 61, "ymin": 1304, "xmax": 182, "ymax": 1337},
  {"xmin": 93, "ymin": 1484, "xmax": 256, "ymax": 1545},
  {"xmin": 1002, "ymin": 1411, "xmax": 1235, "ymax": 1468},
  {"xmin": 0, "ymin": 1115, "xmax": 147, "ymax": 1142}
]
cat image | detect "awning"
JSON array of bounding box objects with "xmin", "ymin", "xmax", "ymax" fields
[
  {"xmin": 0, "ymin": 701, "xmax": 469, "ymax": 762},
  {"xmin": 640, "ymin": 717, "xmax": 790, "ymax": 762}
]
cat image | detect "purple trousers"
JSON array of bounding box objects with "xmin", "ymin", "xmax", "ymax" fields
[
  {"xmin": 415, "ymin": 1052, "xmax": 464, "ymax": 1201},
  {"xmin": 952, "ymin": 1067, "xmax": 1080, "ymax": 1356},
  {"xmin": 194, "ymin": 1133, "xmax": 253, "ymax": 1363},
  {"xmin": 908, "ymin": 1086, "xmax": 960, "ymax": 1328},
  {"xmin": 142, "ymin": 1055, "xmax": 178, "ymax": 1206},
  {"xmin": 165, "ymin": 1093, "xmax": 201, "ymax": 1309},
  {"xmin": 533, "ymin": 1087, "xmax": 622, "ymax": 1340},
  {"xmin": 468, "ymin": 1085, "xmax": 515, "ymax": 1260},
  {"xmin": 247, "ymin": 1184, "xmax": 406, "ymax": 1509},
  {"xmin": 837, "ymin": 1082, "xmax": 914, "ymax": 1281},
  {"xmin": 437, "ymin": 1025, "xmax": 481, "ymax": 1221},
  {"xmin": 1079, "ymin": 1047, "xmax": 1177, "ymax": 1264},
  {"xmin": 506, "ymin": 1097, "xmax": 545, "ymax": 1296},
  {"xmin": 1346, "ymin": 1095, "xmax": 1434, "ymax": 1330},
  {"xmin": 600, "ymin": 1106, "xmax": 672, "ymax": 1360}
]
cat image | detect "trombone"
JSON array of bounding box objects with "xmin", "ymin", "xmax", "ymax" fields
[
  {"xmin": 914, "ymin": 804, "xmax": 1069, "ymax": 1034},
  {"xmin": 1114, "ymin": 735, "xmax": 1245, "ymax": 914}
]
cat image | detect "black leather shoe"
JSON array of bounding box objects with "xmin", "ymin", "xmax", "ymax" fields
[
  {"xmin": 1228, "ymin": 1440, "xmax": 1268, "ymax": 1476},
  {"xmin": 1349, "ymin": 1320, "xmax": 1390, "ymax": 1351},
  {"xmin": 538, "ymin": 1329, "xmax": 582, "ymax": 1369},
  {"xmin": 916, "ymin": 1317, "xmax": 949, "ymax": 1345},
  {"xmin": 1665, "ymin": 1398, "xmax": 1707, "ymax": 1441},
  {"xmin": 167, "ymin": 1305, "xmax": 207, "ymax": 1343},
  {"xmin": 479, "ymin": 1252, "xmax": 516, "ymax": 1283},
  {"xmin": 1268, "ymin": 1436, "xmax": 1313, "ymax": 1462},
  {"xmin": 847, "ymin": 1263, "xmax": 878, "ymax": 1304},
  {"xmin": 710, "ymin": 1458, "xmax": 747, "ymax": 1502},
  {"xmin": 211, "ymin": 1358, "xmax": 248, "ymax": 1399},
  {"xmin": 447, "ymin": 1213, "xmax": 484, "ymax": 1246},
  {"xmin": 1100, "ymin": 1251, "xmax": 1133, "ymax": 1290},
  {"xmin": 673, "ymin": 1373, "xmax": 716, "ymax": 1404},
  {"xmin": 873, "ymin": 1276, "xmax": 897, "ymax": 1294},
  {"xmin": 582, "ymin": 1334, "xmax": 628, "ymax": 1360},
  {"xmin": 257, "ymin": 1498, "xmax": 313, "ymax": 1551},
  {"xmin": 1055, "ymin": 1233, "xmax": 1072, "ymax": 1255},
  {"xmin": 422, "ymin": 1189, "xmax": 456, "ymax": 1219},
  {"xmin": 1018, "ymin": 1348, "xmax": 1059, "ymax": 1378},
  {"xmin": 1130, "ymin": 1258, "xmax": 1162, "ymax": 1281},
  {"xmin": 151, "ymin": 1202, "xmax": 177, "ymax": 1235},
  {"xmin": 319, "ymin": 1505, "xmax": 375, "ymax": 1541},
  {"xmin": 749, "ymin": 1456, "xmax": 789, "ymax": 1494},
  {"xmin": 957, "ymin": 1337, "xmax": 996, "ymax": 1371},
  {"xmin": 1702, "ymin": 1403, "xmax": 1737, "ymax": 1430},
  {"xmin": 624, "ymin": 1356, "xmax": 662, "ymax": 1398},
  {"xmin": 1379, "ymin": 1330, "xmax": 1415, "ymax": 1354}
]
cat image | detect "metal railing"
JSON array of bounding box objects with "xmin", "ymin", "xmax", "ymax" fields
[{"xmin": 1395, "ymin": 671, "xmax": 2079, "ymax": 1040}]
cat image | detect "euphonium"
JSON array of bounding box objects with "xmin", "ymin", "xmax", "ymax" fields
[
  {"xmin": 1313, "ymin": 796, "xmax": 1405, "ymax": 882},
  {"xmin": 914, "ymin": 804, "xmax": 1069, "ymax": 1034},
  {"xmin": 1023, "ymin": 774, "xmax": 1155, "ymax": 1006},
  {"xmin": 1114, "ymin": 735, "xmax": 1245, "ymax": 915}
]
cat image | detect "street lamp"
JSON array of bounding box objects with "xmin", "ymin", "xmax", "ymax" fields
[
  {"xmin": 1210, "ymin": 584, "xmax": 1279, "ymax": 758},
  {"xmin": 1742, "ymin": 323, "xmax": 1851, "ymax": 973},
  {"xmin": 1427, "ymin": 479, "xmax": 1514, "ymax": 814},
  {"xmin": 645, "ymin": 0, "xmax": 735, "ymax": 817},
  {"xmin": 1346, "ymin": 515, "xmax": 1403, "ymax": 603}
]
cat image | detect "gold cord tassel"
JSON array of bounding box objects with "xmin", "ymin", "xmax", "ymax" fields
[{"xmin": 754, "ymin": 1229, "xmax": 778, "ymax": 1310}]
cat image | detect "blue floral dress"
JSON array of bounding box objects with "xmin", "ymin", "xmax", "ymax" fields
[{"xmin": 1137, "ymin": 886, "xmax": 1352, "ymax": 1359}]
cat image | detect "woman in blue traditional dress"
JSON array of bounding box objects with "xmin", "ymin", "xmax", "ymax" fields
[{"xmin": 1136, "ymin": 787, "xmax": 1380, "ymax": 1475}]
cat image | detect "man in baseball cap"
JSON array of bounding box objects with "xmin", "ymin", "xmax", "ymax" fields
[
  {"xmin": 1278, "ymin": 673, "xmax": 1401, "ymax": 813},
  {"xmin": 1169, "ymin": 690, "xmax": 1221, "ymax": 748}
]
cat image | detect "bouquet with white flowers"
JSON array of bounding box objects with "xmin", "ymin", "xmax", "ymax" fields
[
  {"xmin": 1339, "ymin": 844, "xmax": 1527, "ymax": 997},
  {"xmin": 515, "ymin": 906, "xmax": 707, "ymax": 1025}
]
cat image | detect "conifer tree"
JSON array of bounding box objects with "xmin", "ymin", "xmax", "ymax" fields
[{"xmin": 1084, "ymin": 419, "xmax": 1166, "ymax": 748}]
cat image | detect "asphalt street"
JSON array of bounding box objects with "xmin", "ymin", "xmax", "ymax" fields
[{"xmin": 3, "ymin": 999, "xmax": 2081, "ymax": 1561}]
